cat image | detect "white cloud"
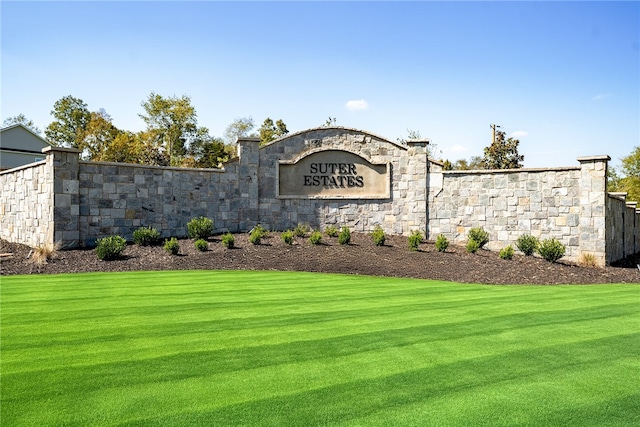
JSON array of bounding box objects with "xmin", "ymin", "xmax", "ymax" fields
[
  {"xmin": 510, "ymin": 131, "xmax": 528, "ymax": 138},
  {"xmin": 449, "ymin": 144, "xmax": 468, "ymax": 153},
  {"xmin": 592, "ymin": 93, "xmax": 612, "ymax": 101},
  {"xmin": 344, "ymin": 99, "xmax": 369, "ymax": 111}
]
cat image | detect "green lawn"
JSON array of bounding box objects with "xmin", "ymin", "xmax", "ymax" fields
[{"xmin": 1, "ymin": 271, "xmax": 638, "ymax": 426}]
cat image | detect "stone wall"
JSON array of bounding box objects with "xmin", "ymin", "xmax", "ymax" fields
[
  {"xmin": 0, "ymin": 159, "xmax": 53, "ymax": 247},
  {"xmin": 427, "ymin": 156, "xmax": 614, "ymax": 265},
  {"xmin": 606, "ymin": 193, "xmax": 639, "ymax": 263},
  {"xmin": 1, "ymin": 127, "xmax": 637, "ymax": 265},
  {"xmin": 251, "ymin": 127, "xmax": 429, "ymax": 235}
]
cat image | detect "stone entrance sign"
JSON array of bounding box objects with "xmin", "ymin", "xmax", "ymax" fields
[{"xmin": 277, "ymin": 150, "xmax": 389, "ymax": 199}]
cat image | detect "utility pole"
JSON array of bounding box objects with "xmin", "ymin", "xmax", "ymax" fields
[{"xmin": 490, "ymin": 124, "xmax": 501, "ymax": 145}]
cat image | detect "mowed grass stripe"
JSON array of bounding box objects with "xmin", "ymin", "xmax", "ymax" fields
[{"xmin": 1, "ymin": 271, "xmax": 638, "ymax": 426}]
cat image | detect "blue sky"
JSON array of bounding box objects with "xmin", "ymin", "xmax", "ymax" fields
[{"xmin": 2, "ymin": 1, "xmax": 638, "ymax": 169}]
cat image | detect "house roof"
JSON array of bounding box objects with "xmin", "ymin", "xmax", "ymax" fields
[{"xmin": 0, "ymin": 123, "xmax": 52, "ymax": 146}]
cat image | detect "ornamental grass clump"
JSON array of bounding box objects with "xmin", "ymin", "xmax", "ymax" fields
[
  {"xmin": 499, "ymin": 245, "xmax": 515, "ymax": 260},
  {"xmin": 249, "ymin": 224, "xmax": 268, "ymax": 245},
  {"xmin": 194, "ymin": 239, "xmax": 208, "ymax": 252},
  {"xmin": 516, "ymin": 234, "xmax": 539, "ymax": 256},
  {"xmin": 187, "ymin": 216, "xmax": 213, "ymax": 240},
  {"xmin": 221, "ymin": 233, "xmax": 235, "ymax": 249},
  {"xmin": 164, "ymin": 237, "xmax": 180, "ymax": 255},
  {"xmin": 324, "ymin": 225, "xmax": 339, "ymax": 237},
  {"xmin": 408, "ymin": 230, "xmax": 423, "ymax": 251},
  {"xmin": 30, "ymin": 241, "xmax": 61, "ymax": 265},
  {"xmin": 435, "ymin": 234, "xmax": 449, "ymax": 253},
  {"xmin": 95, "ymin": 235, "xmax": 126, "ymax": 261},
  {"xmin": 468, "ymin": 227, "xmax": 489, "ymax": 249},
  {"xmin": 309, "ymin": 231, "xmax": 323, "ymax": 245},
  {"xmin": 371, "ymin": 225, "xmax": 386, "ymax": 246},
  {"xmin": 281, "ymin": 230, "xmax": 294, "ymax": 245},
  {"xmin": 338, "ymin": 227, "xmax": 351, "ymax": 245},
  {"xmin": 537, "ymin": 238, "xmax": 566, "ymax": 263},
  {"xmin": 132, "ymin": 226, "xmax": 161, "ymax": 246}
]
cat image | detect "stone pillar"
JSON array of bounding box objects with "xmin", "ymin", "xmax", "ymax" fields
[
  {"xmin": 577, "ymin": 155, "xmax": 610, "ymax": 266},
  {"xmin": 406, "ymin": 139, "xmax": 430, "ymax": 236},
  {"xmin": 236, "ymin": 137, "xmax": 260, "ymax": 230},
  {"xmin": 43, "ymin": 146, "xmax": 82, "ymax": 248}
]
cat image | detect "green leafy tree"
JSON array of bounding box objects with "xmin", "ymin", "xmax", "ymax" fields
[
  {"xmin": 79, "ymin": 109, "xmax": 120, "ymax": 160},
  {"xmin": 2, "ymin": 114, "xmax": 42, "ymax": 134},
  {"xmin": 609, "ymin": 146, "xmax": 640, "ymax": 202},
  {"xmin": 45, "ymin": 95, "xmax": 91, "ymax": 147},
  {"xmin": 258, "ymin": 117, "xmax": 289, "ymax": 145},
  {"xmin": 139, "ymin": 92, "xmax": 198, "ymax": 166},
  {"xmin": 224, "ymin": 116, "xmax": 256, "ymax": 144},
  {"xmin": 446, "ymin": 156, "xmax": 484, "ymax": 170},
  {"xmin": 481, "ymin": 127, "xmax": 524, "ymax": 169},
  {"xmin": 187, "ymin": 128, "xmax": 228, "ymax": 168}
]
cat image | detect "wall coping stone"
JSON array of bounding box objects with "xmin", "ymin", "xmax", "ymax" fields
[
  {"xmin": 0, "ymin": 160, "xmax": 47, "ymax": 175},
  {"xmin": 577, "ymin": 155, "xmax": 611, "ymax": 162},
  {"xmin": 608, "ymin": 192, "xmax": 628, "ymax": 201},
  {"xmin": 260, "ymin": 126, "xmax": 409, "ymax": 150},
  {"xmin": 78, "ymin": 160, "xmax": 224, "ymax": 173},
  {"xmin": 443, "ymin": 166, "xmax": 581, "ymax": 175},
  {"xmin": 42, "ymin": 146, "xmax": 82, "ymax": 154}
]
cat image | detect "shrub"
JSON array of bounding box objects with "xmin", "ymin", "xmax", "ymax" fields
[
  {"xmin": 309, "ymin": 231, "xmax": 322, "ymax": 245},
  {"xmin": 338, "ymin": 227, "xmax": 351, "ymax": 245},
  {"xmin": 468, "ymin": 227, "xmax": 489, "ymax": 249},
  {"xmin": 499, "ymin": 245, "xmax": 514, "ymax": 260},
  {"xmin": 194, "ymin": 239, "xmax": 208, "ymax": 252},
  {"xmin": 132, "ymin": 226, "xmax": 161, "ymax": 246},
  {"xmin": 249, "ymin": 224, "xmax": 268, "ymax": 245},
  {"xmin": 294, "ymin": 223, "xmax": 309, "ymax": 237},
  {"xmin": 30, "ymin": 241, "xmax": 61, "ymax": 265},
  {"xmin": 324, "ymin": 225, "xmax": 339, "ymax": 237},
  {"xmin": 537, "ymin": 238, "xmax": 566, "ymax": 263},
  {"xmin": 221, "ymin": 233, "xmax": 235, "ymax": 249},
  {"xmin": 164, "ymin": 237, "xmax": 180, "ymax": 255},
  {"xmin": 95, "ymin": 235, "xmax": 126, "ymax": 261},
  {"xmin": 435, "ymin": 234, "xmax": 449, "ymax": 253},
  {"xmin": 281, "ymin": 230, "xmax": 294, "ymax": 245},
  {"xmin": 408, "ymin": 230, "xmax": 423, "ymax": 251},
  {"xmin": 516, "ymin": 234, "xmax": 539, "ymax": 256},
  {"xmin": 371, "ymin": 225, "xmax": 386, "ymax": 246},
  {"xmin": 466, "ymin": 239, "xmax": 480, "ymax": 254},
  {"xmin": 187, "ymin": 216, "xmax": 213, "ymax": 240}
]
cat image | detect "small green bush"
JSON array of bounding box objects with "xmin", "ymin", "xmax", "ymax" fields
[
  {"xmin": 281, "ymin": 230, "xmax": 294, "ymax": 245},
  {"xmin": 164, "ymin": 237, "xmax": 180, "ymax": 255},
  {"xmin": 187, "ymin": 216, "xmax": 213, "ymax": 240},
  {"xmin": 132, "ymin": 226, "xmax": 160, "ymax": 246},
  {"xmin": 249, "ymin": 224, "xmax": 268, "ymax": 245},
  {"xmin": 221, "ymin": 232, "xmax": 235, "ymax": 249},
  {"xmin": 371, "ymin": 225, "xmax": 386, "ymax": 246},
  {"xmin": 338, "ymin": 227, "xmax": 351, "ymax": 245},
  {"xmin": 324, "ymin": 225, "xmax": 339, "ymax": 237},
  {"xmin": 194, "ymin": 239, "xmax": 208, "ymax": 252},
  {"xmin": 466, "ymin": 239, "xmax": 480, "ymax": 254},
  {"xmin": 95, "ymin": 235, "xmax": 126, "ymax": 261},
  {"xmin": 294, "ymin": 223, "xmax": 308, "ymax": 237},
  {"xmin": 408, "ymin": 230, "xmax": 423, "ymax": 251},
  {"xmin": 537, "ymin": 238, "xmax": 566, "ymax": 263},
  {"xmin": 516, "ymin": 234, "xmax": 539, "ymax": 256},
  {"xmin": 468, "ymin": 227, "xmax": 489, "ymax": 248},
  {"xmin": 435, "ymin": 234, "xmax": 449, "ymax": 252},
  {"xmin": 309, "ymin": 231, "xmax": 322, "ymax": 245},
  {"xmin": 499, "ymin": 245, "xmax": 514, "ymax": 260}
]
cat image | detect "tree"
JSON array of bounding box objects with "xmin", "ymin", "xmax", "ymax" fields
[
  {"xmin": 447, "ymin": 156, "xmax": 484, "ymax": 170},
  {"xmin": 139, "ymin": 93, "xmax": 198, "ymax": 166},
  {"xmin": 78, "ymin": 109, "xmax": 120, "ymax": 160},
  {"xmin": 481, "ymin": 126, "xmax": 524, "ymax": 169},
  {"xmin": 609, "ymin": 146, "xmax": 640, "ymax": 202},
  {"xmin": 258, "ymin": 117, "xmax": 289, "ymax": 145},
  {"xmin": 224, "ymin": 117, "xmax": 256, "ymax": 144},
  {"xmin": 2, "ymin": 114, "xmax": 42, "ymax": 134},
  {"xmin": 45, "ymin": 95, "xmax": 91, "ymax": 147}
]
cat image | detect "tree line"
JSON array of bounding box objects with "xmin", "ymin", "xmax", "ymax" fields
[{"xmin": 4, "ymin": 95, "xmax": 637, "ymax": 202}]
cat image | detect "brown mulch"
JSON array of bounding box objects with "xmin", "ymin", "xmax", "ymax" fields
[{"xmin": 1, "ymin": 233, "xmax": 639, "ymax": 285}]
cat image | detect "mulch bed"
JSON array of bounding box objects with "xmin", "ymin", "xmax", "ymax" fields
[{"xmin": 1, "ymin": 233, "xmax": 639, "ymax": 285}]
